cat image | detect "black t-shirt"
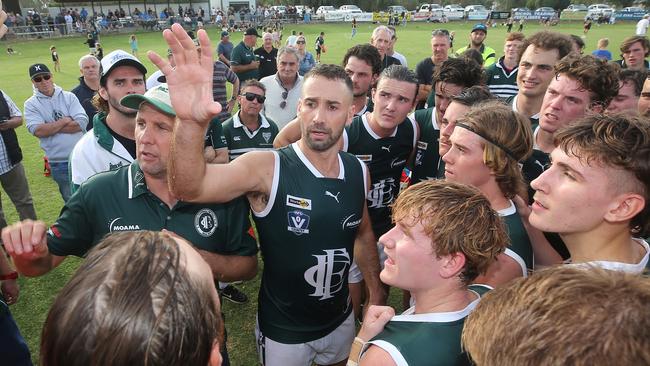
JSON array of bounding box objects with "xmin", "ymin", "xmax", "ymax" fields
[
  {"xmin": 106, "ymin": 123, "xmax": 136, "ymax": 159},
  {"xmin": 254, "ymin": 46, "xmax": 278, "ymax": 80},
  {"xmin": 415, "ymin": 57, "xmax": 435, "ymax": 110},
  {"xmin": 381, "ymin": 55, "xmax": 402, "ymax": 72}
]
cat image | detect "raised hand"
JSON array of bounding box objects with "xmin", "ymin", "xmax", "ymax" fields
[
  {"xmin": 2, "ymin": 220, "xmax": 49, "ymax": 262},
  {"xmin": 357, "ymin": 305, "xmax": 395, "ymax": 341},
  {"xmin": 148, "ymin": 24, "xmax": 221, "ymax": 127}
]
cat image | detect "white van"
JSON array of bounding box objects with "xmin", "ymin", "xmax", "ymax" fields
[{"xmin": 316, "ymin": 6, "xmax": 335, "ymax": 15}]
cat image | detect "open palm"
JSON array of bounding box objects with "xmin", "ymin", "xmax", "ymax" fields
[{"xmin": 148, "ymin": 24, "xmax": 221, "ymax": 127}]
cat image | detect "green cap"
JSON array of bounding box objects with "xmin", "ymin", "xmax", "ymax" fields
[{"xmin": 120, "ymin": 84, "xmax": 175, "ymax": 116}]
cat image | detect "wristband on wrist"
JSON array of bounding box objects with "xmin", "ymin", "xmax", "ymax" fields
[{"xmin": 0, "ymin": 271, "xmax": 18, "ymax": 280}]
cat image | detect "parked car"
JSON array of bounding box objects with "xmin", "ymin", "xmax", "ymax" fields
[
  {"xmin": 535, "ymin": 7, "xmax": 555, "ymax": 12},
  {"xmin": 587, "ymin": 3, "xmax": 614, "ymax": 15},
  {"xmin": 564, "ymin": 4, "xmax": 588, "ymax": 12},
  {"xmin": 511, "ymin": 7, "xmax": 531, "ymax": 12},
  {"xmin": 465, "ymin": 4, "xmax": 488, "ymax": 13},
  {"xmin": 622, "ymin": 6, "xmax": 645, "ymax": 12},
  {"xmin": 443, "ymin": 4, "xmax": 464, "ymax": 11},
  {"xmin": 339, "ymin": 5, "xmax": 363, "ymax": 13},
  {"xmin": 419, "ymin": 4, "xmax": 444, "ymax": 12},
  {"xmin": 316, "ymin": 6, "xmax": 335, "ymax": 15},
  {"xmin": 387, "ymin": 5, "xmax": 408, "ymax": 13}
]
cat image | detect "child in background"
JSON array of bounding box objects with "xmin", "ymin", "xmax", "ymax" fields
[
  {"xmin": 592, "ymin": 38, "xmax": 612, "ymax": 60},
  {"xmin": 50, "ymin": 46, "xmax": 60, "ymax": 72},
  {"xmin": 129, "ymin": 34, "xmax": 138, "ymax": 56}
]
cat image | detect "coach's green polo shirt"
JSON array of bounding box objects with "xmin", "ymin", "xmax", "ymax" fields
[
  {"xmin": 47, "ymin": 162, "xmax": 257, "ymax": 258},
  {"xmin": 231, "ymin": 41, "xmax": 259, "ymax": 82}
]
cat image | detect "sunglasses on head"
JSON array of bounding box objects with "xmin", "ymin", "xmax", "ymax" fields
[
  {"xmin": 32, "ymin": 74, "xmax": 51, "ymax": 83},
  {"xmin": 242, "ymin": 92, "xmax": 266, "ymax": 103}
]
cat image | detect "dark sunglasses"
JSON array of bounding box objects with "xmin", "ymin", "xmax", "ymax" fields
[
  {"xmin": 32, "ymin": 74, "xmax": 52, "ymax": 82},
  {"xmin": 242, "ymin": 92, "xmax": 266, "ymax": 103},
  {"xmin": 280, "ymin": 90, "xmax": 288, "ymax": 109},
  {"xmin": 296, "ymin": 40, "xmax": 305, "ymax": 44}
]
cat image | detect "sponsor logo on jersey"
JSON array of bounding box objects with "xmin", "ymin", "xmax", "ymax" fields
[
  {"xmin": 286, "ymin": 195, "xmax": 312, "ymax": 210},
  {"xmin": 262, "ymin": 132, "xmax": 272, "ymax": 143},
  {"xmin": 233, "ymin": 135, "xmax": 241, "ymax": 141},
  {"xmin": 381, "ymin": 145, "xmax": 391, "ymax": 152},
  {"xmin": 417, "ymin": 141, "xmax": 428, "ymax": 150},
  {"xmin": 356, "ymin": 154, "xmax": 372, "ymax": 162},
  {"xmin": 194, "ymin": 208, "xmax": 218, "ymax": 237},
  {"xmin": 367, "ymin": 178, "xmax": 397, "ymax": 209},
  {"xmin": 325, "ymin": 190, "xmax": 340, "ymax": 203},
  {"xmin": 390, "ymin": 157, "xmax": 407, "ymax": 169},
  {"xmin": 108, "ymin": 217, "xmax": 141, "ymax": 232},
  {"xmin": 109, "ymin": 162, "xmax": 124, "ymax": 171},
  {"xmin": 304, "ymin": 248, "xmax": 350, "ymax": 300},
  {"xmin": 287, "ymin": 210, "xmax": 310, "ymax": 235},
  {"xmin": 341, "ymin": 214, "xmax": 362, "ymax": 230},
  {"xmin": 415, "ymin": 149, "xmax": 423, "ymax": 166},
  {"xmin": 494, "ymin": 75, "xmax": 500, "ymax": 79}
]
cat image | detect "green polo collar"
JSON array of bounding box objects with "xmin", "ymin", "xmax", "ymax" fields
[{"xmin": 127, "ymin": 162, "xmax": 149, "ymax": 199}]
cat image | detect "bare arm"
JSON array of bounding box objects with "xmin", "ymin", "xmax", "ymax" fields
[
  {"xmin": 359, "ymin": 346, "xmax": 398, "ymax": 366},
  {"xmin": 273, "ymin": 117, "xmax": 301, "ymax": 148},
  {"xmin": 1, "ymin": 220, "xmax": 66, "ymax": 277},
  {"xmin": 60, "ymin": 119, "xmax": 83, "ymax": 133},
  {"xmin": 230, "ymin": 61, "xmax": 259, "ymax": 73},
  {"xmin": 149, "ymin": 24, "xmax": 272, "ymax": 203},
  {"xmin": 199, "ymin": 251, "xmax": 257, "ymax": 282},
  {"xmin": 32, "ymin": 118, "xmax": 68, "ymax": 138},
  {"xmin": 218, "ymin": 53, "xmax": 230, "ymax": 66},
  {"xmin": 0, "ymin": 116, "xmax": 22, "ymax": 131},
  {"xmin": 354, "ymin": 173, "xmax": 387, "ymax": 306}
]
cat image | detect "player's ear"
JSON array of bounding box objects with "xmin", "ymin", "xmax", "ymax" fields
[
  {"xmin": 98, "ymin": 86, "xmax": 109, "ymax": 101},
  {"xmin": 439, "ymin": 252, "xmax": 466, "ymax": 279},
  {"xmin": 209, "ymin": 340, "xmax": 223, "ymax": 366},
  {"xmin": 605, "ymin": 192, "xmax": 645, "ymax": 224}
]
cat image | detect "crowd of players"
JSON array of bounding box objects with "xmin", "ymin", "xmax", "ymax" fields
[{"xmin": 1, "ymin": 5, "xmax": 650, "ymax": 365}]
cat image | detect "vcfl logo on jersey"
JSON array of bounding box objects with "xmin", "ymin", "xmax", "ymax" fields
[
  {"xmin": 367, "ymin": 178, "xmax": 396, "ymax": 208},
  {"xmin": 287, "ymin": 210, "xmax": 310, "ymax": 235},
  {"xmin": 304, "ymin": 248, "xmax": 350, "ymax": 300}
]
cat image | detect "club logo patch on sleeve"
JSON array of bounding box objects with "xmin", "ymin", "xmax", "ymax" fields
[
  {"xmin": 194, "ymin": 209, "xmax": 218, "ymax": 237},
  {"xmin": 287, "ymin": 210, "xmax": 310, "ymax": 235},
  {"xmin": 286, "ymin": 195, "xmax": 312, "ymax": 210}
]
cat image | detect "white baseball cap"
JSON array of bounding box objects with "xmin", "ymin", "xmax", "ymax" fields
[{"xmin": 101, "ymin": 49, "xmax": 147, "ymax": 81}]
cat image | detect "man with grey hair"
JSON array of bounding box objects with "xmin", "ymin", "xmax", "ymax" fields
[
  {"xmin": 71, "ymin": 54, "xmax": 100, "ymax": 128},
  {"xmin": 371, "ymin": 25, "xmax": 401, "ymax": 71},
  {"xmin": 255, "ymin": 32, "xmax": 278, "ymax": 79},
  {"xmin": 260, "ymin": 46, "xmax": 303, "ymax": 129}
]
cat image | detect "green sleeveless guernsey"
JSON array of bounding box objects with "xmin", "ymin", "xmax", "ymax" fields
[
  {"xmin": 364, "ymin": 284, "xmax": 491, "ymax": 366},
  {"xmin": 343, "ymin": 113, "xmax": 417, "ymax": 238},
  {"xmin": 222, "ymin": 112, "xmax": 279, "ymax": 160},
  {"xmin": 411, "ymin": 107, "xmax": 442, "ymax": 184},
  {"xmin": 500, "ymin": 201, "xmax": 534, "ymax": 276},
  {"xmin": 253, "ymin": 143, "xmax": 367, "ymax": 343}
]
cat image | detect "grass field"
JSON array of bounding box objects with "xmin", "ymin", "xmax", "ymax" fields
[{"xmin": 1, "ymin": 19, "xmax": 639, "ymax": 365}]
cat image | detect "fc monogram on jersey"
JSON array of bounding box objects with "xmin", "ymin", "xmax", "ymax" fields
[
  {"xmin": 304, "ymin": 248, "xmax": 350, "ymax": 300},
  {"xmin": 367, "ymin": 178, "xmax": 397, "ymax": 209}
]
